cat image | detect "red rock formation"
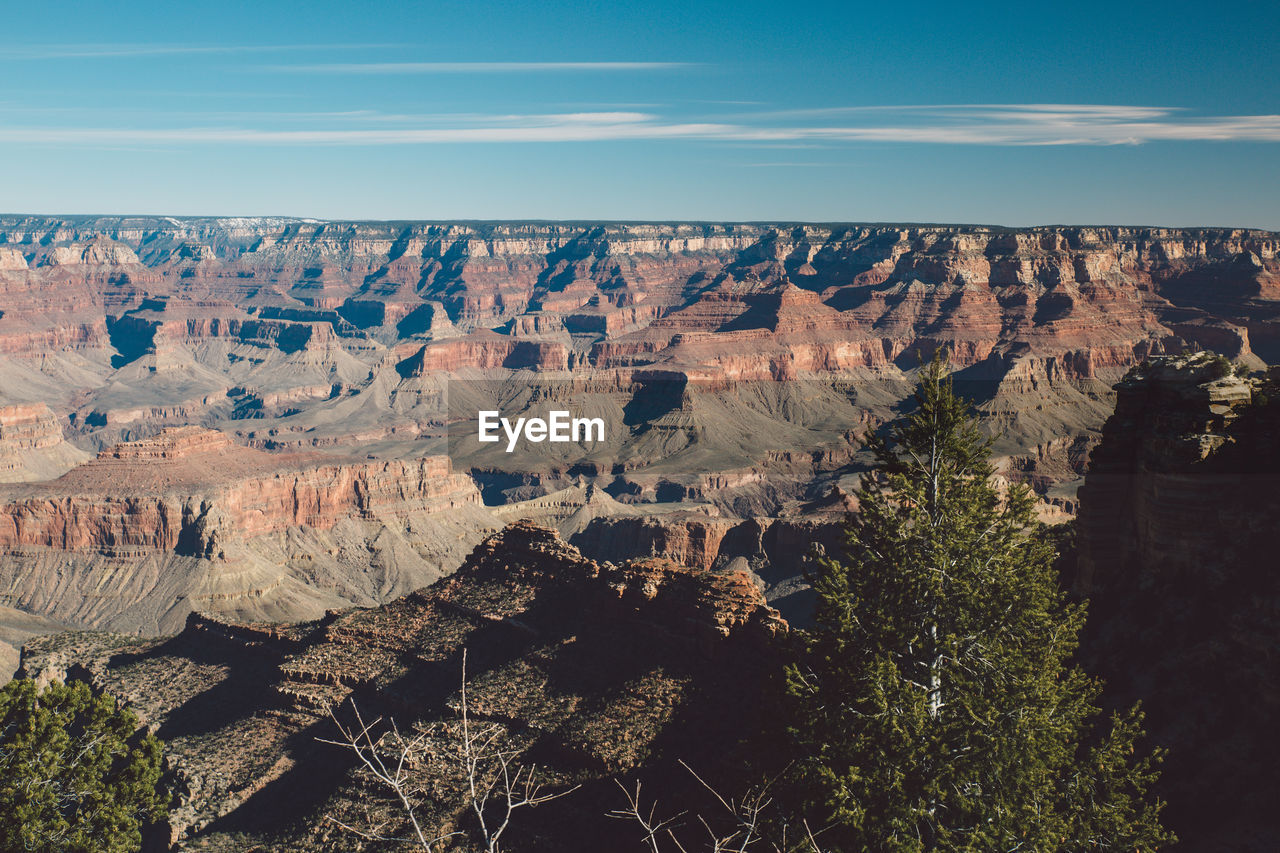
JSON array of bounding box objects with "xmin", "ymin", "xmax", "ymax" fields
[
  {"xmin": 0, "ymin": 403, "xmax": 89, "ymax": 482},
  {"xmin": 0, "ymin": 404, "xmax": 69, "ymax": 452},
  {"xmin": 396, "ymin": 331, "xmax": 569, "ymax": 373},
  {"xmin": 0, "ymin": 216, "xmax": 1275, "ymax": 564},
  {"xmin": 0, "ymin": 427, "xmax": 498, "ymax": 636},
  {"xmin": 0, "ymin": 427, "xmax": 480, "ymax": 555},
  {"xmin": 2, "ymin": 219, "xmax": 1271, "ymax": 371}
]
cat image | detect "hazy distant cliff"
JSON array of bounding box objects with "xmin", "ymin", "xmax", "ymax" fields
[{"xmin": 1, "ymin": 217, "xmax": 1276, "ymax": 368}]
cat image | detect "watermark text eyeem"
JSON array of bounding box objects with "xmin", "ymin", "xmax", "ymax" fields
[{"xmin": 477, "ymin": 410, "xmax": 606, "ymax": 453}]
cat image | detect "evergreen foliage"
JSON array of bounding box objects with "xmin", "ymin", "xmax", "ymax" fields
[
  {"xmin": 0, "ymin": 678, "xmax": 169, "ymax": 853},
  {"xmin": 783, "ymin": 353, "xmax": 1171, "ymax": 851}
]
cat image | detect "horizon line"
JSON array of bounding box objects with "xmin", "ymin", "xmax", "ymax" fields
[{"xmin": 0, "ymin": 213, "xmax": 1275, "ymax": 234}]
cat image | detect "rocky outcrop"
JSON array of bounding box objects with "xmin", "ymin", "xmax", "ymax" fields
[
  {"xmin": 17, "ymin": 522, "xmax": 784, "ymax": 850},
  {"xmin": 396, "ymin": 331, "xmax": 569, "ymax": 374},
  {"xmin": 1076, "ymin": 352, "xmax": 1265, "ymax": 590},
  {"xmin": 0, "ymin": 248, "xmax": 27, "ymax": 271},
  {"xmin": 1075, "ymin": 351, "xmax": 1280, "ymax": 851},
  {"xmin": 571, "ymin": 512, "xmax": 739, "ymax": 572},
  {"xmin": 0, "ymin": 605, "xmax": 66, "ymax": 682},
  {"xmin": 570, "ymin": 510, "xmax": 848, "ymax": 580},
  {"xmin": 568, "ymin": 498, "xmax": 854, "ymax": 626},
  {"xmin": 0, "ymin": 427, "xmax": 480, "ymax": 551},
  {"xmin": 456, "ymin": 521, "xmax": 784, "ymax": 647}
]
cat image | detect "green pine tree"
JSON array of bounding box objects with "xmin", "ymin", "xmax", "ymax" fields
[
  {"xmin": 0, "ymin": 678, "xmax": 170, "ymax": 853},
  {"xmin": 782, "ymin": 353, "xmax": 1171, "ymax": 852}
]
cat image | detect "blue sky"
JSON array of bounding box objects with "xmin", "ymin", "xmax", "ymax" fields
[{"xmin": 1, "ymin": 0, "xmax": 1277, "ymax": 227}]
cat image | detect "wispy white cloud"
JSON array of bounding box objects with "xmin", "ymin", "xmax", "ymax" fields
[
  {"xmin": 1, "ymin": 105, "xmax": 1277, "ymax": 147},
  {"xmin": 549, "ymin": 102, "xmax": 668, "ymax": 110},
  {"xmin": 0, "ymin": 43, "xmax": 399, "ymax": 59},
  {"xmin": 742, "ymin": 104, "xmax": 1176, "ymax": 121},
  {"xmin": 772, "ymin": 105, "xmax": 1280, "ymax": 145},
  {"xmin": 266, "ymin": 61, "xmax": 694, "ymax": 73},
  {"xmin": 0, "ymin": 119, "xmax": 726, "ymax": 145},
  {"xmin": 719, "ymin": 104, "xmax": 1280, "ymax": 145}
]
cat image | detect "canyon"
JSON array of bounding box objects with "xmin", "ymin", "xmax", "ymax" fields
[
  {"xmin": 15, "ymin": 355, "xmax": 1279, "ymax": 850},
  {"xmin": 2, "ymin": 216, "xmax": 1278, "ymax": 849},
  {"xmin": 1, "ymin": 216, "xmax": 1278, "ymax": 673}
]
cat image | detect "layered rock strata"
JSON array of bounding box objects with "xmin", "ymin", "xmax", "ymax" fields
[
  {"xmin": 0, "ymin": 403, "xmax": 89, "ymax": 482},
  {"xmin": 0, "ymin": 427, "xmax": 495, "ymax": 635},
  {"xmin": 1, "ymin": 218, "xmax": 1274, "ymax": 517}
]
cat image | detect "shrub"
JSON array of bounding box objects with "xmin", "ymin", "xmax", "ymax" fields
[{"xmin": 0, "ymin": 679, "xmax": 169, "ymax": 853}]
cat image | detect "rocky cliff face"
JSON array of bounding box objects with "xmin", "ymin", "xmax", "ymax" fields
[
  {"xmin": 0, "ymin": 422, "xmax": 837, "ymax": 662},
  {"xmin": 1075, "ymin": 352, "xmax": 1280, "ymax": 851},
  {"xmin": 0, "ymin": 427, "xmax": 497, "ymax": 635},
  {"xmin": 568, "ymin": 504, "xmax": 852, "ymax": 624},
  {"xmin": 0, "ymin": 403, "xmax": 89, "ymax": 482},
  {"xmin": 1, "ymin": 217, "xmax": 1274, "ymax": 401},
  {"xmin": 18, "ymin": 522, "xmax": 784, "ymax": 851},
  {"xmin": 1, "ymin": 218, "xmax": 1273, "ymax": 507},
  {"xmin": 1077, "ymin": 353, "xmax": 1269, "ymax": 588},
  {"xmin": 0, "ymin": 426, "xmax": 478, "ymax": 552}
]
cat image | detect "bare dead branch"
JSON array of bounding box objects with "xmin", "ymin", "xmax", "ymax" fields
[
  {"xmin": 610, "ymin": 763, "xmax": 830, "ymax": 853},
  {"xmin": 319, "ymin": 647, "xmax": 578, "ymax": 851},
  {"xmin": 607, "ymin": 779, "xmax": 686, "ymax": 853}
]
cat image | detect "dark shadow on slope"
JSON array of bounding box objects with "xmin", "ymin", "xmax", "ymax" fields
[
  {"xmin": 1031, "ymin": 288, "xmax": 1077, "ymax": 325},
  {"xmin": 622, "ymin": 377, "xmax": 688, "ymax": 427},
  {"xmin": 823, "ymin": 283, "xmax": 879, "ymax": 312},
  {"xmin": 190, "ymin": 619, "xmax": 538, "ymax": 844},
  {"xmin": 106, "ymin": 315, "xmax": 156, "ymax": 368},
  {"xmin": 274, "ymin": 323, "xmax": 314, "ymax": 354},
  {"xmin": 107, "ymin": 634, "xmax": 283, "ymax": 741},
  {"xmin": 335, "ymin": 298, "xmax": 386, "ymax": 330},
  {"xmin": 386, "ymin": 226, "xmax": 414, "ymax": 264},
  {"xmin": 395, "ymin": 302, "xmax": 437, "ymax": 338}
]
